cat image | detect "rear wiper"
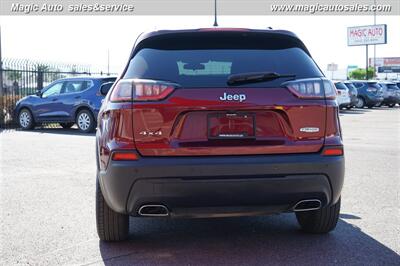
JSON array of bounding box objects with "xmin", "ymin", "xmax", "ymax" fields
[{"xmin": 227, "ymin": 72, "xmax": 296, "ymax": 86}]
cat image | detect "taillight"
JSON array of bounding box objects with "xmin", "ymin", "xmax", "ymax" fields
[
  {"xmin": 110, "ymin": 79, "xmax": 179, "ymax": 102},
  {"xmin": 283, "ymin": 78, "xmax": 336, "ymax": 99}
]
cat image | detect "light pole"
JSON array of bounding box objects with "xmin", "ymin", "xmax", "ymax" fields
[
  {"xmin": 373, "ymin": 0, "xmax": 376, "ymax": 77},
  {"xmin": 107, "ymin": 49, "xmax": 110, "ymax": 76},
  {"xmin": 213, "ymin": 0, "xmax": 218, "ymax": 26},
  {"xmin": 0, "ymin": 26, "xmax": 3, "ymax": 99}
]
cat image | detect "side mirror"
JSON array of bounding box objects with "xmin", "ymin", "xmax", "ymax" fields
[
  {"xmin": 100, "ymin": 82, "xmax": 114, "ymax": 96},
  {"xmin": 36, "ymin": 90, "xmax": 42, "ymax": 97}
]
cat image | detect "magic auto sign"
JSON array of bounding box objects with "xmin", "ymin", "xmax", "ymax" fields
[{"xmin": 347, "ymin": 24, "xmax": 387, "ymax": 46}]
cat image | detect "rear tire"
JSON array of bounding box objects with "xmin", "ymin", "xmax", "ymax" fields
[
  {"xmin": 388, "ymin": 103, "xmax": 395, "ymax": 108},
  {"xmin": 296, "ymin": 197, "xmax": 341, "ymax": 234},
  {"xmin": 96, "ymin": 177, "xmax": 129, "ymax": 241},
  {"xmin": 18, "ymin": 108, "xmax": 35, "ymax": 130},
  {"xmin": 355, "ymin": 97, "xmax": 365, "ymax": 108},
  {"xmin": 60, "ymin": 122, "xmax": 74, "ymax": 129},
  {"xmin": 76, "ymin": 109, "xmax": 95, "ymax": 133}
]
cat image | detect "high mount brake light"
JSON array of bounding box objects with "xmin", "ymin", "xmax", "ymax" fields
[
  {"xmin": 110, "ymin": 79, "xmax": 178, "ymax": 102},
  {"xmin": 198, "ymin": 28, "xmax": 250, "ymax": 32},
  {"xmin": 283, "ymin": 78, "xmax": 336, "ymax": 100}
]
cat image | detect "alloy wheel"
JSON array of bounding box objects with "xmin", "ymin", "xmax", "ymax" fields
[
  {"xmin": 78, "ymin": 113, "xmax": 91, "ymax": 131},
  {"xmin": 19, "ymin": 111, "xmax": 31, "ymax": 128},
  {"xmin": 355, "ymin": 97, "xmax": 364, "ymax": 108}
]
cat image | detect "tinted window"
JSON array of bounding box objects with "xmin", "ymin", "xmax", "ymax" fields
[
  {"xmin": 367, "ymin": 83, "xmax": 381, "ymax": 89},
  {"xmin": 42, "ymin": 82, "xmax": 63, "ymax": 98},
  {"xmin": 335, "ymin": 82, "xmax": 347, "ymax": 90},
  {"xmin": 100, "ymin": 82, "xmax": 114, "ymax": 95},
  {"xmin": 62, "ymin": 80, "xmax": 92, "ymax": 94},
  {"xmin": 387, "ymin": 84, "xmax": 398, "ymax": 90},
  {"xmin": 344, "ymin": 82, "xmax": 356, "ymax": 90},
  {"xmin": 124, "ymin": 48, "xmax": 323, "ymax": 88}
]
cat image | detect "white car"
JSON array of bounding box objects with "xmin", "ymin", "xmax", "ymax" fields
[{"xmin": 334, "ymin": 81, "xmax": 351, "ymax": 109}]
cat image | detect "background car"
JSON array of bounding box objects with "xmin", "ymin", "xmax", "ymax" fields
[
  {"xmin": 378, "ymin": 81, "xmax": 400, "ymax": 107},
  {"xmin": 351, "ymin": 80, "xmax": 384, "ymax": 108},
  {"xmin": 343, "ymin": 81, "xmax": 358, "ymax": 109},
  {"xmin": 15, "ymin": 76, "xmax": 116, "ymax": 132},
  {"xmin": 334, "ymin": 81, "xmax": 351, "ymax": 109}
]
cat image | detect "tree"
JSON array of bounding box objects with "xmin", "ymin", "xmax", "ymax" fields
[
  {"xmin": 34, "ymin": 64, "xmax": 51, "ymax": 90},
  {"xmin": 35, "ymin": 64, "xmax": 50, "ymax": 72},
  {"xmin": 349, "ymin": 67, "xmax": 375, "ymax": 80},
  {"xmin": 6, "ymin": 69, "xmax": 22, "ymax": 81}
]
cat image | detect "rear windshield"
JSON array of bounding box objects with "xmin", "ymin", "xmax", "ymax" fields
[
  {"xmin": 124, "ymin": 48, "xmax": 323, "ymax": 88},
  {"xmin": 387, "ymin": 84, "xmax": 399, "ymax": 90},
  {"xmin": 344, "ymin": 82, "xmax": 356, "ymax": 90},
  {"xmin": 335, "ymin": 82, "xmax": 347, "ymax": 90},
  {"xmin": 368, "ymin": 83, "xmax": 382, "ymax": 89}
]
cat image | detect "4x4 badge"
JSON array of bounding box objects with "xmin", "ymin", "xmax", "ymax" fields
[{"xmin": 139, "ymin": 130, "xmax": 162, "ymax": 136}]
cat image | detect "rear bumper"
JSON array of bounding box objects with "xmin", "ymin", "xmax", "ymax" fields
[
  {"xmin": 337, "ymin": 97, "xmax": 350, "ymax": 108},
  {"xmin": 98, "ymin": 153, "xmax": 345, "ymax": 218},
  {"xmin": 364, "ymin": 95, "xmax": 383, "ymax": 106},
  {"xmin": 382, "ymin": 96, "xmax": 400, "ymax": 104},
  {"xmin": 349, "ymin": 96, "xmax": 358, "ymax": 106}
]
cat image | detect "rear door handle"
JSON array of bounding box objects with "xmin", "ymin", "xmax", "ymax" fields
[
  {"xmin": 52, "ymin": 98, "xmax": 58, "ymax": 101},
  {"xmin": 74, "ymin": 96, "xmax": 81, "ymax": 99}
]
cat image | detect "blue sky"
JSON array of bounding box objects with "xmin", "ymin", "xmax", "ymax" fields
[{"xmin": 2, "ymin": 15, "xmax": 399, "ymax": 77}]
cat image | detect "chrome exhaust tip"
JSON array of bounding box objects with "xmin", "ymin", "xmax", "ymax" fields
[
  {"xmin": 293, "ymin": 199, "xmax": 322, "ymax": 212},
  {"xmin": 138, "ymin": 204, "xmax": 169, "ymax": 217}
]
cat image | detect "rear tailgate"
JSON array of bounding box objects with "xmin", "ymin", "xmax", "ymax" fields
[{"xmin": 132, "ymin": 87, "xmax": 326, "ymax": 156}]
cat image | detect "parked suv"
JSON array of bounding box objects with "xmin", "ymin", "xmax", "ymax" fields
[
  {"xmin": 351, "ymin": 80, "xmax": 384, "ymax": 108},
  {"xmin": 343, "ymin": 81, "xmax": 358, "ymax": 109},
  {"xmin": 15, "ymin": 76, "xmax": 116, "ymax": 132},
  {"xmin": 378, "ymin": 81, "xmax": 400, "ymax": 107},
  {"xmin": 96, "ymin": 28, "xmax": 344, "ymax": 241},
  {"xmin": 334, "ymin": 81, "xmax": 351, "ymax": 109}
]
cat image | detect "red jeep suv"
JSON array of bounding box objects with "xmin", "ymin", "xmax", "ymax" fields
[{"xmin": 96, "ymin": 28, "xmax": 344, "ymax": 241}]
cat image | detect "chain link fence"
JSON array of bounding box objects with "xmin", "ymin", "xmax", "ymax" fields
[{"xmin": 0, "ymin": 58, "xmax": 113, "ymax": 129}]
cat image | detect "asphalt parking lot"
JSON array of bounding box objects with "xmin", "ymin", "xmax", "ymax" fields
[{"xmin": 1, "ymin": 107, "xmax": 399, "ymax": 265}]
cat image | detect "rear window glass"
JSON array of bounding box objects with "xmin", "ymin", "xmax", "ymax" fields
[
  {"xmin": 387, "ymin": 84, "xmax": 399, "ymax": 90},
  {"xmin": 353, "ymin": 82, "xmax": 364, "ymax": 88},
  {"xmin": 344, "ymin": 83, "xmax": 356, "ymax": 90},
  {"xmin": 368, "ymin": 83, "xmax": 381, "ymax": 89},
  {"xmin": 335, "ymin": 82, "xmax": 347, "ymax": 90},
  {"xmin": 124, "ymin": 48, "xmax": 323, "ymax": 88}
]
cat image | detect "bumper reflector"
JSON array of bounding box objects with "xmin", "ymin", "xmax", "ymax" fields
[
  {"xmin": 322, "ymin": 147, "xmax": 344, "ymax": 156},
  {"xmin": 112, "ymin": 152, "xmax": 138, "ymax": 161}
]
